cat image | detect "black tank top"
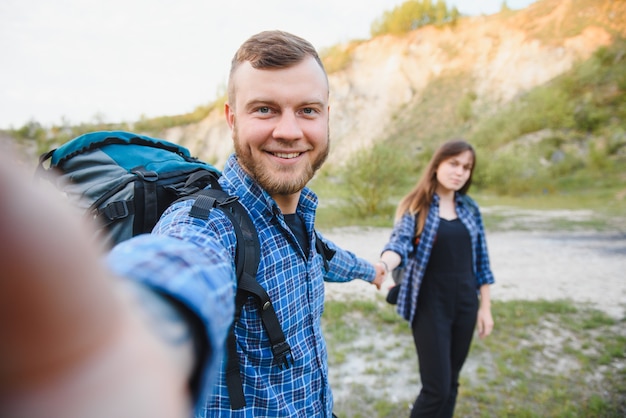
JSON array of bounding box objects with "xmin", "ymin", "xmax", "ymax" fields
[{"xmin": 424, "ymin": 218, "xmax": 473, "ymax": 279}]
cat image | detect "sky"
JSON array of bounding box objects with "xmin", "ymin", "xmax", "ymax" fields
[{"xmin": 0, "ymin": 0, "xmax": 536, "ymax": 129}]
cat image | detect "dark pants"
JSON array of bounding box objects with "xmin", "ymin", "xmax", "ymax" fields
[{"xmin": 409, "ymin": 274, "xmax": 478, "ymax": 418}]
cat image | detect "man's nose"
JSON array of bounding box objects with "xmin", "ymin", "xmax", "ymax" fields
[{"xmin": 273, "ymin": 112, "xmax": 303, "ymax": 140}]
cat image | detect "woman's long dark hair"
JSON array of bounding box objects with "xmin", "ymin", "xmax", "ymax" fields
[{"xmin": 395, "ymin": 139, "xmax": 476, "ymax": 237}]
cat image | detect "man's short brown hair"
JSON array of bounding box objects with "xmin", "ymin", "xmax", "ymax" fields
[{"xmin": 227, "ymin": 30, "xmax": 327, "ymax": 104}]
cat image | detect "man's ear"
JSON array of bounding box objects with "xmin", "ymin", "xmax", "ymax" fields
[{"xmin": 224, "ymin": 102, "xmax": 235, "ymax": 130}]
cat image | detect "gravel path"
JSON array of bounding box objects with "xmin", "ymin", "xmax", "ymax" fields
[
  {"xmin": 322, "ymin": 226, "xmax": 626, "ymax": 319},
  {"xmin": 320, "ymin": 222, "xmax": 626, "ymax": 410}
]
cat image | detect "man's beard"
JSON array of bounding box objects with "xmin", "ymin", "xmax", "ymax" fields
[{"xmin": 233, "ymin": 127, "xmax": 330, "ymax": 196}]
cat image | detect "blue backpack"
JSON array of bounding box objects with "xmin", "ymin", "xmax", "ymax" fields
[
  {"xmin": 36, "ymin": 130, "xmax": 295, "ymax": 409},
  {"xmin": 37, "ymin": 130, "xmax": 222, "ymax": 246}
]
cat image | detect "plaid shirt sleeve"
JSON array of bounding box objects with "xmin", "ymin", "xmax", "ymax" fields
[
  {"xmin": 457, "ymin": 195, "xmax": 495, "ymax": 287},
  {"xmin": 106, "ymin": 200, "xmax": 236, "ymax": 414},
  {"xmin": 382, "ymin": 213, "xmax": 418, "ymax": 267},
  {"xmin": 315, "ymin": 231, "xmax": 377, "ymax": 283}
]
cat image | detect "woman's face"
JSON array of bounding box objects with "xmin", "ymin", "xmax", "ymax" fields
[{"xmin": 435, "ymin": 150, "xmax": 474, "ymax": 193}]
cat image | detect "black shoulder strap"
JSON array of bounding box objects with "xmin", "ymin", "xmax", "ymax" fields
[
  {"xmin": 187, "ymin": 188, "xmax": 293, "ymax": 410},
  {"xmin": 187, "ymin": 188, "xmax": 257, "ymax": 281},
  {"xmin": 314, "ymin": 231, "xmax": 336, "ymax": 272}
]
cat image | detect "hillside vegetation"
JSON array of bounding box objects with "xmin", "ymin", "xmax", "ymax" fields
[
  {"xmin": 344, "ymin": 36, "xmax": 626, "ymax": 196},
  {"xmin": 316, "ymin": 0, "xmax": 626, "ymax": 226},
  {"xmin": 5, "ymin": 0, "xmax": 626, "ymax": 228}
]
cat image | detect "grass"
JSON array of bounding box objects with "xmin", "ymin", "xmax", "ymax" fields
[
  {"xmin": 313, "ymin": 188, "xmax": 626, "ymax": 233},
  {"xmin": 322, "ymin": 298, "xmax": 626, "ymax": 418},
  {"xmin": 473, "ymin": 191, "xmax": 626, "ymax": 232}
]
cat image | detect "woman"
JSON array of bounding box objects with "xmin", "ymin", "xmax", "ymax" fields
[{"xmin": 377, "ymin": 139, "xmax": 495, "ymax": 417}]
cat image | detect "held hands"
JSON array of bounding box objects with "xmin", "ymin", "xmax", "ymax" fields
[
  {"xmin": 372, "ymin": 262, "xmax": 387, "ymax": 290},
  {"xmin": 375, "ymin": 252, "xmax": 402, "ymax": 292}
]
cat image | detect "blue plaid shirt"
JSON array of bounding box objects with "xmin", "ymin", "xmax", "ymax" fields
[
  {"xmin": 382, "ymin": 193, "xmax": 495, "ymax": 323},
  {"xmin": 108, "ymin": 154, "xmax": 376, "ymax": 417}
]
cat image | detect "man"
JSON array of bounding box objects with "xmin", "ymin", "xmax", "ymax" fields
[{"xmin": 1, "ymin": 30, "xmax": 385, "ymax": 417}]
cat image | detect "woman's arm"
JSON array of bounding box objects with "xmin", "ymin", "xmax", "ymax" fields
[
  {"xmin": 476, "ymin": 284, "xmax": 494, "ymax": 339},
  {"xmin": 378, "ymin": 250, "xmax": 402, "ymax": 275},
  {"xmin": 379, "ymin": 213, "xmax": 417, "ymax": 274}
]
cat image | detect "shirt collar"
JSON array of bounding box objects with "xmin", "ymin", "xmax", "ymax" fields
[{"xmin": 220, "ymin": 154, "xmax": 318, "ymax": 218}]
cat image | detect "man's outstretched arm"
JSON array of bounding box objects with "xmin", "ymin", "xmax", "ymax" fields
[{"xmin": 0, "ymin": 148, "xmax": 200, "ymax": 418}]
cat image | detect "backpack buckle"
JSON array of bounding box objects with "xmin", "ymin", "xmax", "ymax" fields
[
  {"xmin": 131, "ymin": 168, "xmax": 158, "ymax": 182},
  {"xmin": 272, "ymin": 341, "xmax": 294, "ymax": 370},
  {"xmin": 101, "ymin": 200, "xmax": 130, "ymax": 221}
]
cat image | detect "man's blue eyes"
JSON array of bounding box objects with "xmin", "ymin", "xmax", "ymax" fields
[{"xmin": 255, "ymin": 107, "xmax": 316, "ymax": 115}]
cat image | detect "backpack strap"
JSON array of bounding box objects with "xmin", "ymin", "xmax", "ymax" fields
[
  {"xmin": 186, "ymin": 188, "xmax": 293, "ymax": 410},
  {"xmin": 314, "ymin": 231, "xmax": 336, "ymax": 272},
  {"xmin": 132, "ymin": 168, "xmax": 159, "ymax": 234},
  {"xmin": 92, "ymin": 168, "xmax": 221, "ymax": 234}
]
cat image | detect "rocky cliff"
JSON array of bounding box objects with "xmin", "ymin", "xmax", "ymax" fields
[{"xmin": 162, "ymin": 0, "xmax": 621, "ymax": 168}]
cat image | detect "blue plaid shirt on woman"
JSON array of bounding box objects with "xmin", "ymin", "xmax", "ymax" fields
[
  {"xmin": 107, "ymin": 154, "xmax": 376, "ymax": 417},
  {"xmin": 382, "ymin": 193, "xmax": 495, "ymax": 323}
]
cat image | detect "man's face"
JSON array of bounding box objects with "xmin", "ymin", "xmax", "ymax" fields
[{"xmin": 225, "ymin": 56, "xmax": 330, "ymax": 196}]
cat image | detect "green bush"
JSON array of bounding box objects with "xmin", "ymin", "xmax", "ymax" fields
[
  {"xmin": 456, "ymin": 91, "xmax": 477, "ymax": 122},
  {"xmin": 133, "ymin": 100, "xmax": 222, "ymax": 133},
  {"xmin": 335, "ymin": 142, "xmax": 414, "ymax": 219},
  {"xmin": 370, "ymin": 0, "xmax": 459, "ymax": 37},
  {"xmin": 321, "ymin": 43, "xmax": 357, "ymax": 74}
]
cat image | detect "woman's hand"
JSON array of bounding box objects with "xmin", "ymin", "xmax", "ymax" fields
[
  {"xmin": 476, "ymin": 306, "xmax": 494, "ymax": 339},
  {"xmin": 476, "ymin": 284, "xmax": 494, "ymax": 339}
]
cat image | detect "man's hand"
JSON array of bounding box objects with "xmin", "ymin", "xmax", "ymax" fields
[{"xmin": 0, "ymin": 147, "xmax": 192, "ymax": 418}]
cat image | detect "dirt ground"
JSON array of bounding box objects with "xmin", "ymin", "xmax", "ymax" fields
[
  {"xmin": 321, "ymin": 211, "xmax": 626, "ymax": 409},
  {"xmin": 323, "ymin": 220, "xmax": 626, "ymax": 319}
]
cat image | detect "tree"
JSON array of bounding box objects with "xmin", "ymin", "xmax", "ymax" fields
[{"xmin": 370, "ymin": 0, "xmax": 459, "ymax": 37}]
